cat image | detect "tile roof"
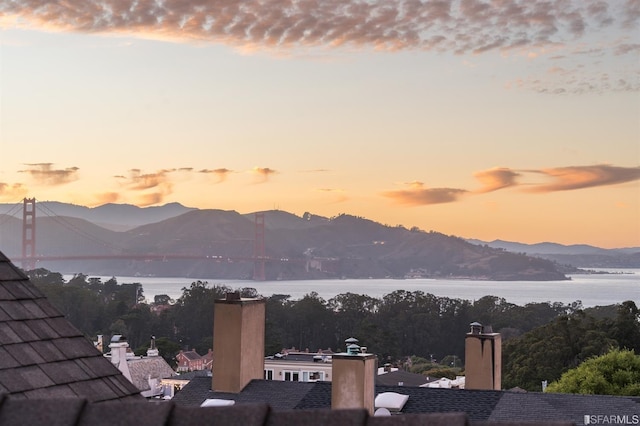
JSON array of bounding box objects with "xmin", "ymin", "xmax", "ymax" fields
[
  {"xmin": 178, "ymin": 350, "xmax": 202, "ymax": 361},
  {"xmin": 171, "ymin": 378, "xmax": 640, "ymax": 425},
  {"xmin": 0, "ymin": 251, "xmax": 141, "ymax": 402}
]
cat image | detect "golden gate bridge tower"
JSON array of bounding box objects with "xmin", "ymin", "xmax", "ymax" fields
[
  {"xmin": 21, "ymin": 198, "xmax": 36, "ymax": 271},
  {"xmin": 253, "ymin": 212, "xmax": 266, "ymax": 281}
]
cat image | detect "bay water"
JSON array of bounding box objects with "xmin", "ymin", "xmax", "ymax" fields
[{"xmin": 68, "ymin": 268, "xmax": 639, "ymax": 308}]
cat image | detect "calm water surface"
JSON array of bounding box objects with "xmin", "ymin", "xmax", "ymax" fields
[{"xmin": 70, "ymin": 268, "xmax": 639, "ymax": 307}]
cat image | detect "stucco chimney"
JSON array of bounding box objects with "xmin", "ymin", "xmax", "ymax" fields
[
  {"xmin": 331, "ymin": 338, "xmax": 377, "ymax": 415},
  {"xmin": 464, "ymin": 322, "xmax": 501, "ymax": 390},
  {"xmin": 212, "ymin": 292, "xmax": 265, "ymax": 393},
  {"xmin": 108, "ymin": 335, "xmax": 132, "ymax": 383}
]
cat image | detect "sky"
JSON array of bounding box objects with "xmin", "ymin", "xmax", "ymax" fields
[{"xmin": 0, "ymin": 0, "xmax": 639, "ymax": 249}]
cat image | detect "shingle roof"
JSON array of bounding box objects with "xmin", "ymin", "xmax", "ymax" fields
[
  {"xmin": 127, "ymin": 357, "xmax": 176, "ymax": 391},
  {"xmin": 171, "ymin": 378, "xmax": 640, "ymax": 425},
  {"xmin": 375, "ymin": 369, "xmax": 431, "ymax": 387},
  {"xmin": 0, "ymin": 251, "xmax": 141, "ymax": 402}
]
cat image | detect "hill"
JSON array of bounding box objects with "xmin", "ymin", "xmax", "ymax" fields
[
  {"xmin": 1, "ymin": 205, "xmax": 574, "ymax": 280},
  {"xmin": 466, "ymin": 239, "xmax": 640, "ymax": 268}
]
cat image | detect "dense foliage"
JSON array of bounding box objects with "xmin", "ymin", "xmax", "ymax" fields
[
  {"xmin": 546, "ymin": 348, "xmax": 640, "ymax": 396},
  {"xmin": 502, "ymin": 300, "xmax": 640, "ymax": 391},
  {"xmin": 27, "ymin": 268, "xmax": 639, "ymax": 391}
]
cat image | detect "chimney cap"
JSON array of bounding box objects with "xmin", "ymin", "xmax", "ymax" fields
[
  {"xmin": 469, "ymin": 322, "xmax": 484, "ymax": 334},
  {"xmin": 225, "ymin": 292, "xmax": 241, "ymax": 301}
]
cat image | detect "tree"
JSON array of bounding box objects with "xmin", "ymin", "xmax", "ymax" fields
[
  {"xmin": 502, "ymin": 311, "xmax": 617, "ymax": 391},
  {"xmin": 546, "ymin": 348, "xmax": 640, "ymax": 396},
  {"xmin": 154, "ymin": 294, "xmax": 173, "ymax": 305}
]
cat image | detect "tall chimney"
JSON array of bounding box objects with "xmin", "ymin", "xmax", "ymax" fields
[
  {"xmin": 108, "ymin": 335, "xmax": 132, "ymax": 383},
  {"xmin": 464, "ymin": 322, "xmax": 501, "ymax": 390},
  {"xmin": 212, "ymin": 292, "xmax": 265, "ymax": 393},
  {"xmin": 331, "ymin": 338, "xmax": 377, "ymax": 415}
]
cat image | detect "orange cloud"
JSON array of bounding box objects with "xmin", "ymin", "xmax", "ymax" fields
[
  {"xmin": 474, "ymin": 167, "xmax": 521, "ymax": 193},
  {"xmin": 0, "ymin": 182, "xmax": 28, "ymax": 200},
  {"xmin": 526, "ymin": 164, "xmax": 640, "ymax": 192},
  {"xmin": 382, "ymin": 182, "xmax": 467, "ymax": 206},
  {"xmin": 199, "ymin": 168, "xmax": 234, "ymax": 183},
  {"xmin": 121, "ymin": 169, "xmax": 174, "ymax": 190},
  {"xmin": 115, "ymin": 168, "xmax": 177, "ymax": 205},
  {"xmin": 251, "ymin": 167, "xmax": 278, "ymax": 183},
  {"xmin": 18, "ymin": 163, "xmax": 79, "ymax": 185},
  {"xmin": 1, "ymin": 0, "xmax": 634, "ymax": 94}
]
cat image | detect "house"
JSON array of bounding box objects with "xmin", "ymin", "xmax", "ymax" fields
[
  {"xmin": 264, "ymin": 350, "xmax": 333, "ymax": 382},
  {"xmin": 161, "ymin": 369, "xmax": 212, "ymax": 399},
  {"xmin": 106, "ymin": 335, "xmax": 176, "ymax": 398},
  {"xmin": 0, "ymin": 251, "xmax": 141, "ymax": 402},
  {"xmin": 176, "ymin": 349, "xmax": 209, "ymax": 372},
  {"xmin": 264, "ymin": 350, "xmax": 434, "ymax": 387}
]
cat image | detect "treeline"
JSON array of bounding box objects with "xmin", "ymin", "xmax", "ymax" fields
[{"xmin": 27, "ymin": 268, "xmax": 639, "ymax": 391}]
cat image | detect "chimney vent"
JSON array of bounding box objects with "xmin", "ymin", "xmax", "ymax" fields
[
  {"xmin": 469, "ymin": 321, "xmax": 483, "ymax": 334},
  {"xmin": 226, "ymin": 291, "xmax": 241, "ymax": 301},
  {"xmin": 345, "ymin": 337, "xmax": 360, "ymax": 355}
]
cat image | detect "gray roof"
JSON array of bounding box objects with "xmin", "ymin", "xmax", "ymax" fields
[
  {"xmin": 127, "ymin": 356, "xmax": 176, "ymax": 391},
  {"xmin": 172, "ymin": 378, "xmax": 640, "ymax": 425},
  {"xmin": 0, "ymin": 395, "xmax": 486, "ymax": 426},
  {"xmin": 375, "ymin": 369, "xmax": 432, "ymax": 387},
  {"xmin": 0, "ymin": 251, "xmax": 141, "ymax": 402}
]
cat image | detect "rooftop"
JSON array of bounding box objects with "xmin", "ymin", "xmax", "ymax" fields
[
  {"xmin": 0, "ymin": 251, "xmax": 141, "ymax": 402},
  {"xmin": 171, "ymin": 377, "xmax": 640, "ymax": 425}
]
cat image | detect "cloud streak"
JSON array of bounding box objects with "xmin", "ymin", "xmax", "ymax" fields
[
  {"xmin": 387, "ymin": 164, "xmax": 640, "ymax": 207},
  {"xmin": 250, "ymin": 167, "xmax": 278, "ymax": 183},
  {"xmin": 474, "ymin": 167, "xmax": 521, "ymax": 193},
  {"xmin": 18, "ymin": 163, "xmax": 79, "ymax": 185},
  {"xmin": 199, "ymin": 168, "xmax": 234, "ymax": 183},
  {"xmin": 525, "ymin": 164, "xmax": 640, "ymax": 192},
  {"xmin": 0, "ymin": 182, "xmax": 28, "ymax": 200},
  {"xmin": 382, "ymin": 181, "xmax": 468, "ymax": 206},
  {"xmin": 115, "ymin": 168, "xmax": 176, "ymax": 206}
]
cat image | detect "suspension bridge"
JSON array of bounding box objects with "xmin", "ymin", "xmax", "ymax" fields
[{"xmin": 0, "ymin": 198, "xmax": 271, "ymax": 280}]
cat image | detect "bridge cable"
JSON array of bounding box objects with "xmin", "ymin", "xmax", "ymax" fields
[{"xmin": 35, "ymin": 203, "xmax": 126, "ymax": 253}]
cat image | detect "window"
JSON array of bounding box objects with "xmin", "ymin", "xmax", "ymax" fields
[
  {"xmin": 264, "ymin": 369, "xmax": 274, "ymax": 380},
  {"xmin": 283, "ymin": 371, "xmax": 300, "ymax": 382},
  {"xmin": 302, "ymin": 371, "xmax": 324, "ymax": 382}
]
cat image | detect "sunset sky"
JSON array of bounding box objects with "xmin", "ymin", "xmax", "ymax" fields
[{"xmin": 0, "ymin": 0, "xmax": 638, "ymax": 249}]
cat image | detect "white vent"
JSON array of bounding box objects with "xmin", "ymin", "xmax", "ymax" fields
[{"xmin": 200, "ymin": 399, "xmax": 235, "ymax": 407}]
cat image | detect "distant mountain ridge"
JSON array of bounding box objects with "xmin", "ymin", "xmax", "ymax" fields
[
  {"xmin": 0, "ymin": 201, "xmax": 196, "ymax": 231},
  {"xmin": 465, "ymin": 239, "xmax": 640, "ymax": 269},
  {"xmin": 0, "ymin": 201, "xmax": 637, "ymax": 277}
]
